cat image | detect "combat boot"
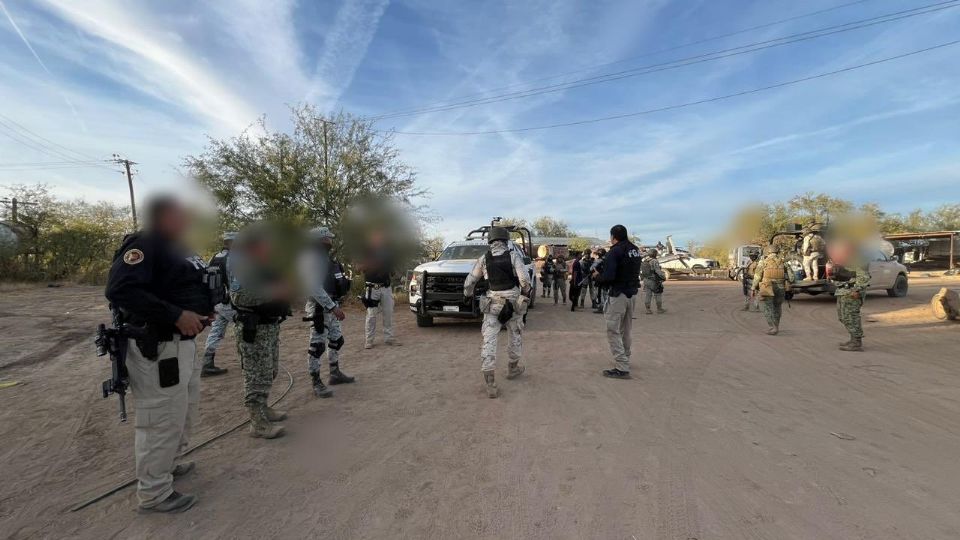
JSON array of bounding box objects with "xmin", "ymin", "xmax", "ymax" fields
[
  {"xmin": 264, "ymin": 405, "xmax": 288, "ymax": 422},
  {"xmin": 483, "ymin": 371, "xmax": 499, "ymax": 398},
  {"xmin": 138, "ymin": 491, "xmax": 197, "ymax": 514},
  {"xmin": 506, "ymin": 361, "xmax": 525, "ymax": 380},
  {"xmin": 311, "ymin": 371, "xmax": 333, "ymax": 398},
  {"xmin": 839, "ymin": 337, "xmax": 863, "ymax": 352},
  {"xmin": 766, "ymin": 326, "xmax": 779, "ymax": 335},
  {"xmin": 645, "ymin": 306, "xmax": 653, "ymax": 315},
  {"xmin": 743, "ymin": 301, "xmax": 751, "ymax": 311},
  {"xmin": 656, "ymin": 305, "xmax": 666, "ymax": 314},
  {"xmin": 328, "ymin": 366, "xmax": 355, "ymax": 385},
  {"xmin": 247, "ymin": 405, "xmax": 284, "ymax": 439},
  {"xmin": 200, "ymin": 350, "xmax": 228, "ymax": 377}
]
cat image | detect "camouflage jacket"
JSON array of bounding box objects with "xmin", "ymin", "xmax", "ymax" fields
[{"xmin": 835, "ymin": 261, "xmax": 870, "ymax": 297}]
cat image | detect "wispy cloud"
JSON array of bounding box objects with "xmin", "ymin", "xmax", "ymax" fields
[{"xmin": 307, "ymin": 0, "xmax": 391, "ymax": 109}]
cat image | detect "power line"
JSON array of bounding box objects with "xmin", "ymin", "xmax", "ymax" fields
[
  {"xmin": 0, "ymin": 113, "xmax": 113, "ymax": 170},
  {"xmin": 371, "ymin": 0, "xmax": 959, "ymax": 121},
  {"xmin": 111, "ymin": 154, "xmax": 139, "ymax": 230},
  {"xmin": 384, "ymin": 39, "xmax": 960, "ymax": 136},
  {"xmin": 376, "ymin": 0, "xmax": 879, "ymax": 115}
]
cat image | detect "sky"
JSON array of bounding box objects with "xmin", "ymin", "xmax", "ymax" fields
[{"xmin": 0, "ymin": 0, "xmax": 958, "ymax": 246}]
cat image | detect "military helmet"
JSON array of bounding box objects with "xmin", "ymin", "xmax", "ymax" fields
[
  {"xmin": 222, "ymin": 231, "xmax": 238, "ymax": 241},
  {"xmin": 308, "ymin": 226, "xmax": 335, "ymax": 241},
  {"xmin": 647, "ymin": 248, "xmax": 659, "ymax": 257},
  {"xmin": 766, "ymin": 243, "xmax": 781, "ymax": 255},
  {"xmin": 487, "ymin": 226, "xmax": 510, "ymax": 244}
]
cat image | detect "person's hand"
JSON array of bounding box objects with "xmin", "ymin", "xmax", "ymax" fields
[
  {"xmin": 332, "ymin": 306, "xmax": 346, "ymax": 321},
  {"xmin": 176, "ymin": 310, "xmax": 207, "ymax": 336},
  {"xmin": 849, "ymin": 291, "xmax": 861, "ymax": 300}
]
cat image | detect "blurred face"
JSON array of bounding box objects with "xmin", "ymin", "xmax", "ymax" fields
[
  {"xmin": 828, "ymin": 242, "xmax": 853, "ymax": 266},
  {"xmin": 155, "ymin": 203, "xmax": 190, "ymax": 239},
  {"xmin": 368, "ymin": 230, "xmax": 385, "ymax": 247},
  {"xmin": 248, "ymin": 239, "xmax": 272, "ymax": 263}
]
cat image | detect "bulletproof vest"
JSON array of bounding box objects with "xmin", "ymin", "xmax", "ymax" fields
[
  {"xmin": 761, "ymin": 258, "xmax": 786, "ymax": 283},
  {"xmin": 612, "ymin": 242, "xmax": 642, "ymax": 289},
  {"xmin": 323, "ymin": 259, "xmax": 352, "ymax": 300},
  {"xmin": 485, "ymin": 252, "xmax": 519, "ymax": 291},
  {"xmin": 640, "ymin": 258, "xmax": 656, "ymax": 279},
  {"xmin": 810, "ymin": 234, "xmax": 825, "ymax": 253},
  {"xmin": 833, "ymin": 265, "xmax": 855, "ymax": 282}
]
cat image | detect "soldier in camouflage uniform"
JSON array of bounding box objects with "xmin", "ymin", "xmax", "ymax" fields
[
  {"xmin": 228, "ymin": 227, "xmax": 288, "ymax": 439},
  {"xmin": 831, "ymin": 243, "xmax": 871, "ymax": 351},
  {"xmin": 742, "ymin": 252, "xmax": 760, "ymax": 311},
  {"xmin": 464, "ymin": 227, "xmax": 531, "ymax": 398},
  {"xmin": 752, "ymin": 245, "xmax": 795, "ymax": 335},
  {"xmin": 640, "ymin": 248, "xmax": 666, "ymax": 314},
  {"xmin": 299, "ymin": 227, "xmax": 355, "ymax": 398}
]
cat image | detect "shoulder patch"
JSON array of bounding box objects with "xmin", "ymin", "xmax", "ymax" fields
[{"xmin": 123, "ymin": 249, "xmax": 145, "ymax": 265}]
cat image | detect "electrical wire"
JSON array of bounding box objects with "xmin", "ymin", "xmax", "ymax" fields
[
  {"xmin": 376, "ymin": 0, "xmax": 879, "ymax": 113},
  {"xmin": 384, "ymin": 39, "xmax": 960, "ymax": 135},
  {"xmin": 69, "ymin": 362, "xmax": 296, "ymax": 512},
  {"xmin": 0, "ymin": 113, "xmax": 114, "ymax": 170},
  {"xmin": 370, "ymin": 0, "xmax": 959, "ymax": 121}
]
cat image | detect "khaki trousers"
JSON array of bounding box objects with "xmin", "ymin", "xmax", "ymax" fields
[
  {"xmin": 127, "ymin": 335, "xmax": 200, "ymax": 508},
  {"xmin": 604, "ymin": 294, "xmax": 635, "ymax": 372}
]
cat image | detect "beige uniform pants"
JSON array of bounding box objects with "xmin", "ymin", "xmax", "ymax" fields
[
  {"xmin": 364, "ymin": 285, "xmax": 394, "ymax": 345},
  {"xmin": 480, "ymin": 292, "xmax": 526, "ymax": 372},
  {"xmin": 802, "ymin": 253, "xmax": 820, "ymax": 280},
  {"xmin": 604, "ymin": 294, "xmax": 636, "ymax": 372},
  {"xmin": 127, "ymin": 335, "xmax": 200, "ymax": 508}
]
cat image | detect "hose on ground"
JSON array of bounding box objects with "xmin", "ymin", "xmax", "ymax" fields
[{"xmin": 69, "ymin": 363, "xmax": 295, "ymax": 512}]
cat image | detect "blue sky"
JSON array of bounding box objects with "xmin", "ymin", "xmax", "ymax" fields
[{"xmin": 0, "ymin": 0, "xmax": 958, "ymax": 246}]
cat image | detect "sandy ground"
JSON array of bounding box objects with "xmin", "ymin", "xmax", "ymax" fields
[{"xmin": 1, "ymin": 276, "xmax": 959, "ymax": 539}]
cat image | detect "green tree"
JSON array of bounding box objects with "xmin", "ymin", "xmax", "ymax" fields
[
  {"xmin": 787, "ymin": 192, "xmax": 853, "ymax": 224},
  {"xmin": 184, "ymin": 105, "xmax": 427, "ymax": 234},
  {"xmin": 926, "ymin": 204, "xmax": 960, "ymax": 231},
  {"xmin": 531, "ymin": 216, "xmax": 575, "ymax": 237}
]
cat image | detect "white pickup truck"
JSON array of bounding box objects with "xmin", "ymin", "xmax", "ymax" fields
[{"xmin": 408, "ymin": 225, "xmax": 537, "ymax": 327}]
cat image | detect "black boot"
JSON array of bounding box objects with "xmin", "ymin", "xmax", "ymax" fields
[
  {"xmin": 602, "ymin": 368, "xmax": 632, "ymax": 379},
  {"xmin": 311, "ymin": 371, "xmax": 333, "ymax": 398},
  {"xmin": 200, "ymin": 350, "xmax": 227, "ymax": 377},
  {"xmin": 328, "ymin": 365, "xmax": 355, "ymax": 385}
]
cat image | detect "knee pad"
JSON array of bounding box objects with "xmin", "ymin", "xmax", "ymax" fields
[
  {"xmin": 328, "ymin": 336, "xmax": 345, "ymax": 351},
  {"xmin": 308, "ymin": 342, "xmax": 326, "ymax": 358}
]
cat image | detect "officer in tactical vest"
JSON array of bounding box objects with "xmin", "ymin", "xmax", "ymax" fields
[
  {"xmin": 579, "ymin": 251, "xmax": 594, "ymax": 308},
  {"xmin": 830, "ymin": 242, "xmax": 871, "ymax": 351},
  {"xmin": 640, "ymin": 248, "xmax": 667, "ymax": 314},
  {"xmin": 299, "ymin": 226, "xmax": 355, "ymax": 399},
  {"xmin": 358, "ymin": 230, "xmax": 396, "ymax": 349},
  {"xmin": 228, "ymin": 225, "xmax": 290, "ymax": 440},
  {"xmin": 802, "ymin": 224, "xmax": 826, "ymax": 281},
  {"xmin": 463, "ymin": 226, "xmax": 531, "ymax": 398},
  {"xmin": 742, "ymin": 252, "xmax": 760, "ymax": 311},
  {"xmin": 552, "ymin": 255, "xmax": 568, "ymax": 304},
  {"xmin": 751, "ymin": 245, "xmax": 795, "ymax": 335},
  {"xmin": 594, "ymin": 225, "xmax": 642, "ymax": 379},
  {"xmin": 104, "ymin": 196, "xmax": 215, "ymax": 513},
  {"xmin": 199, "ymin": 231, "xmax": 236, "ymax": 377}
]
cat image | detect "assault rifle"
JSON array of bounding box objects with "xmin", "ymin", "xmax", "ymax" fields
[{"xmin": 94, "ymin": 313, "xmax": 147, "ymax": 422}]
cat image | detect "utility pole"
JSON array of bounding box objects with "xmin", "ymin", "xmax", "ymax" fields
[
  {"xmin": 0, "ymin": 197, "xmax": 37, "ymax": 222},
  {"xmin": 112, "ymin": 154, "xmax": 138, "ymax": 229},
  {"xmin": 320, "ymin": 119, "xmax": 336, "ymax": 191}
]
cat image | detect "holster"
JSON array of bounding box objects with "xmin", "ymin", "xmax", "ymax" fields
[
  {"xmin": 497, "ymin": 299, "xmax": 515, "ymax": 324},
  {"xmin": 303, "ymin": 313, "xmax": 325, "ymax": 333},
  {"xmin": 758, "ymin": 280, "xmax": 776, "ymax": 298},
  {"xmin": 240, "ymin": 312, "xmax": 259, "ymax": 343}
]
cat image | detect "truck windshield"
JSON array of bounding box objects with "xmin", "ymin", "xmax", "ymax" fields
[{"xmin": 438, "ymin": 245, "xmax": 490, "ymax": 261}]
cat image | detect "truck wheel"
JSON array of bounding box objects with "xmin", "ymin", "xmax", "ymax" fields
[
  {"xmin": 887, "ymin": 274, "xmax": 908, "ymax": 297},
  {"xmin": 416, "ymin": 314, "xmax": 434, "ymax": 327}
]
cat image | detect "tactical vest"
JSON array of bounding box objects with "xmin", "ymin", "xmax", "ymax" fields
[
  {"xmin": 640, "ymin": 258, "xmax": 656, "ymax": 279},
  {"xmin": 761, "ymin": 258, "xmax": 786, "ymax": 283},
  {"xmin": 323, "ymin": 260, "xmax": 352, "ymax": 300},
  {"xmin": 486, "ymin": 252, "xmax": 519, "ymax": 291}
]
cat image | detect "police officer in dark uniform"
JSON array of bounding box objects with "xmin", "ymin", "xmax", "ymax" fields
[
  {"xmin": 593, "ymin": 225, "xmax": 642, "ymax": 379},
  {"xmin": 104, "ymin": 196, "xmax": 217, "ymax": 514}
]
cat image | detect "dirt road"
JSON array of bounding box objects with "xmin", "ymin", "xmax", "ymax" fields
[{"xmin": 1, "ymin": 277, "xmax": 959, "ymax": 539}]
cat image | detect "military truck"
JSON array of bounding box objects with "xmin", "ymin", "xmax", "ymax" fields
[{"xmin": 408, "ymin": 221, "xmax": 537, "ymax": 327}]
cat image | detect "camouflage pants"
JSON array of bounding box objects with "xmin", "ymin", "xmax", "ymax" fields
[
  {"xmin": 837, "ymin": 294, "xmax": 864, "ymax": 338},
  {"xmin": 236, "ymin": 322, "xmax": 279, "ymax": 407},
  {"xmin": 480, "ymin": 297, "xmax": 524, "ymax": 372},
  {"xmin": 759, "ymin": 286, "xmax": 785, "ymax": 329},
  {"xmin": 642, "ymin": 278, "xmax": 662, "ymax": 308},
  {"xmin": 305, "ymin": 299, "xmax": 344, "ymax": 374}
]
